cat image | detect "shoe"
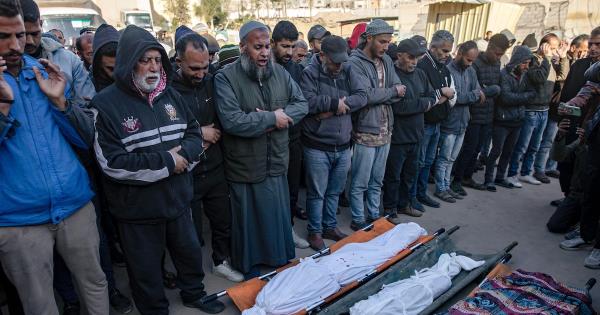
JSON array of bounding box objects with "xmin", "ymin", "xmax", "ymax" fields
[
  {"xmin": 213, "ymin": 261, "xmax": 244, "ymax": 282},
  {"xmin": 533, "ymin": 172, "xmax": 551, "ymax": 184},
  {"xmin": 307, "ymin": 233, "xmax": 325, "ymax": 251},
  {"xmin": 505, "ymin": 176, "xmax": 522, "ymax": 188},
  {"xmin": 417, "ymin": 195, "xmax": 440, "ymax": 208},
  {"xmin": 184, "ymin": 298, "xmax": 225, "ymax": 314},
  {"xmin": 462, "ymin": 178, "xmax": 486, "ymax": 191},
  {"xmin": 560, "ymin": 237, "xmax": 592, "ymax": 251},
  {"xmin": 565, "ymin": 225, "xmax": 580, "ymax": 240},
  {"xmin": 63, "ymin": 302, "xmax": 80, "ymax": 315},
  {"xmin": 584, "ymin": 249, "xmax": 600, "ymax": 269},
  {"xmin": 495, "ymin": 178, "xmax": 515, "ymax": 189},
  {"xmin": 294, "ymin": 207, "xmax": 308, "ymax": 220},
  {"xmin": 398, "ymin": 206, "xmax": 423, "ymax": 217},
  {"xmin": 446, "ymin": 188, "xmax": 463, "ymax": 200},
  {"xmin": 546, "ymin": 169, "xmax": 560, "ymax": 178},
  {"xmin": 162, "ymin": 271, "xmax": 177, "ymax": 289},
  {"xmin": 384, "ymin": 208, "xmax": 398, "ymax": 219},
  {"xmin": 292, "ymin": 229, "xmax": 309, "ymax": 249},
  {"xmin": 434, "ymin": 191, "xmax": 456, "ymax": 203},
  {"xmin": 350, "ymin": 221, "xmax": 368, "ymax": 231},
  {"xmin": 550, "ymin": 198, "xmax": 564, "ymax": 207},
  {"xmin": 323, "ymin": 228, "xmax": 348, "ymax": 241},
  {"xmin": 484, "ymin": 182, "xmax": 496, "ymax": 192},
  {"xmin": 450, "ymin": 181, "xmax": 467, "ymax": 196},
  {"xmin": 109, "ymin": 289, "xmax": 133, "ymax": 314},
  {"xmin": 519, "ymin": 175, "xmax": 541, "ymax": 185},
  {"xmin": 410, "ymin": 198, "xmax": 425, "ymax": 212}
]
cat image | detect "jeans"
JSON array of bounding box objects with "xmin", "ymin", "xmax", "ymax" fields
[
  {"xmin": 350, "ymin": 143, "xmax": 390, "ymax": 223},
  {"xmin": 0, "ymin": 202, "xmax": 108, "ymax": 315},
  {"xmin": 485, "ymin": 125, "xmax": 521, "ymax": 183},
  {"xmin": 434, "ymin": 132, "xmax": 465, "ymax": 193},
  {"xmin": 454, "ymin": 123, "xmax": 492, "ymax": 182},
  {"xmin": 383, "ymin": 143, "xmax": 419, "ymax": 210},
  {"xmin": 304, "ymin": 147, "xmax": 351, "ymax": 233},
  {"xmin": 412, "ymin": 123, "xmax": 440, "ymax": 198},
  {"xmin": 534, "ymin": 119, "xmax": 559, "ymax": 174},
  {"xmin": 508, "ymin": 111, "xmax": 548, "ymax": 177}
]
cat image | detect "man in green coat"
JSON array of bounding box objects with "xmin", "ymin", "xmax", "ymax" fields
[{"xmin": 214, "ymin": 21, "xmax": 308, "ymax": 279}]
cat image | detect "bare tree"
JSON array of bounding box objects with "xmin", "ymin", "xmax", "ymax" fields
[{"xmin": 164, "ymin": 0, "xmax": 191, "ymax": 29}]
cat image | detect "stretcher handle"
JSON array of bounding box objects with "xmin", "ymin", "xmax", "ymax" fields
[
  {"xmin": 201, "ymin": 290, "xmax": 227, "ymax": 304},
  {"xmin": 447, "ymin": 225, "xmax": 460, "ymax": 235},
  {"xmin": 500, "ymin": 253, "xmax": 512, "ymax": 264},
  {"xmin": 504, "ymin": 241, "xmax": 518, "ymax": 253},
  {"xmin": 586, "ymin": 278, "xmax": 596, "ymax": 292},
  {"xmin": 409, "ymin": 228, "xmax": 444, "ymax": 251}
]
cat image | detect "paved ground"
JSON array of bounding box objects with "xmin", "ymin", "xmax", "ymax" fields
[{"xmin": 111, "ymin": 172, "xmax": 598, "ymax": 314}]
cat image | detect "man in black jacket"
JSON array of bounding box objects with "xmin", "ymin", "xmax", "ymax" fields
[
  {"xmin": 271, "ymin": 21, "xmax": 311, "ymax": 249},
  {"xmin": 172, "ymin": 33, "xmax": 244, "ymax": 282},
  {"xmin": 92, "ymin": 25, "xmax": 224, "ymax": 314},
  {"xmin": 452, "ymin": 34, "xmax": 509, "ymax": 193},
  {"xmin": 412, "ymin": 30, "xmax": 457, "ymax": 208},
  {"xmin": 383, "ymin": 39, "xmax": 442, "ymax": 219},
  {"xmin": 300, "ymin": 35, "xmax": 367, "ymax": 249}
]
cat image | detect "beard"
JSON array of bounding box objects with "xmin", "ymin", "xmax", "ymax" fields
[
  {"xmin": 240, "ymin": 53, "xmax": 274, "ymax": 82},
  {"xmin": 133, "ymin": 71, "xmax": 160, "ymax": 93}
]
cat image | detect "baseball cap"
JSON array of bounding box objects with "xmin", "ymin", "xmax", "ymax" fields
[
  {"xmin": 321, "ymin": 35, "xmax": 349, "ymax": 63},
  {"xmin": 308, "ymin": 25, "xmax": 331, "ymax": 41},
  {"xmin": 397, "ymin": 38, "xmax": 426, "ymax": 57}
]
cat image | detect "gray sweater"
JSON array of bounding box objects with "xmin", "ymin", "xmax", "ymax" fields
[{"xmin": 443, "ymin": 61, "xmax": 482, "ymax": 134}]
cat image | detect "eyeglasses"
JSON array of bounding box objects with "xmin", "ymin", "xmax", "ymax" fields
[{"xmin": 138, "ymin": 56, "xmax": 162, "ymax": 65}]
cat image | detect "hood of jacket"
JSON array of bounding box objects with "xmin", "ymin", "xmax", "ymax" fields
[
  {"xmin": 348, "ymin": 23, "xmax": 367, "ymax": 49},
  {"xmin": 91, "ymin": 24, "xmax": 119, "ymax": 91},
  {"xmin": 114, "ymin": 25, "xmax": 172, "ymax": 95},
  {"xmin": 507, "ymin": 45, "xmax": 533, "ymax": 72},
  {"xmin": 40, "ymin": 36, "xmax": 63, "ymax": 53}
]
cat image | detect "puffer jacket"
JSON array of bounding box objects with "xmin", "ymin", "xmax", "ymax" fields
[
  {"xmin": 471, "ymin": 52, "xmax": 502, "ymax": 125},
  {"xmin": 496, "ymin": 45, "xmax": 536, "ymax": 127},
  {"xmin": 443, "ymin": 60, "xmax": 481, "ymax": 134}
]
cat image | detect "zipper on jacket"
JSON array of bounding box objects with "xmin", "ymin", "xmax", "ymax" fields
[
  {"xmin": 258, "ymin": 78, "xmax": 272, "ymax": 172},
  {"xmin": 193, "ymin": 88, "xmax": 208, "ymax": 173}
]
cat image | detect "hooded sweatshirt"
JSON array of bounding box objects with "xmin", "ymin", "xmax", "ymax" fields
[
  {"xmin": 443, "ymin": 60, "xmax": 481, "ymax": 135},
  {"xmin": 496, "ymin": 45, "xmax": 536, "ymax": 127},
  {"xmin": 91, "ymin": 25, "xmax": 204, "ymax": 222},
  {"xmin": 471, "ymin": 52, "xmax": 502, "ymax": 125},
  {"xmin": 91, "ymin": 24, "xmax": 119, "ymax": 92}
]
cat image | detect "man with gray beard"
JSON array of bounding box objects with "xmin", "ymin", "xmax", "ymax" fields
[
  {"xmin": 215, "ymin": 21, "xmax": 308, "ymax": 279},
  {"xmin": 91, "ymin": 25, "xmax": 224, "ymax": 314}
]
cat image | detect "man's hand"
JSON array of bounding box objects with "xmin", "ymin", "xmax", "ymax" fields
[
  {"xmin": 479, "ymin": 90, "xmax": 486, "ymax": 104},
  {"xmin": 168, "ymin": 146, "xmax": 189, "ymax": 174},
  {"xmin": 336, "ymin": 97, "xmax": 350, "ymax": 115},
  {"xmin": 576, "ymin": 127, "xmax": 585, "ymax": 141},
  {"xmin": 557, "ymin": 118, "xmax": 570, "ymax": 135},
  {"xmin": 395, "ymin": 84, "xmax": 407, "ymax": 97},
  {"xmin": 0, "ymin": 56, "xmax": 13, "ymax": 116},
  {"xmin": 201, "ymin": 123, "xmax": 221, "ymax": 144},
  {"xmin": 539, "ymin": 43, "xmax": 552, "ymax": 57},
  {"xmin": 440, "ymin": 87, "xmax": 454, "ymax": 99},
  {"xmin": 33, "ymin": 59, "xmax": 67, "ymax": 110},
  {"xmin": 257, "ymin": 108, "xmax": 293, "ymax": 130},
  {"xmin": 436, "ymin": 95, "xmax": 448, "ymax": 105},
  {"xmin": 557, "ymin": 41, "xmax": 568, "ymax": 59}
]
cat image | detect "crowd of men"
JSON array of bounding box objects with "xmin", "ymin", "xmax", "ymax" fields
[{"xmin": 0, "ymin": 0, "xmax": 599, "ymax": 313}]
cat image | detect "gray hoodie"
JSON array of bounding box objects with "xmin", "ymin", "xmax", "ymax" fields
[
  {"xmin": 347, "ymin": 48, "xmax": 401, "ymax": 136},
  {"xmin": 443, "ymin": 60, "xmax": 482, "ymax": 134}
]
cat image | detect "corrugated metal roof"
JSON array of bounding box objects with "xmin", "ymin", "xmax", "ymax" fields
[{"xmin": 428, "ymin": 0, "xmax": 489, "ymax": 4}]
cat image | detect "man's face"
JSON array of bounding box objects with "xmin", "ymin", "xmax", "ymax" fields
[
  {"xmin": 100, "ymin": 55, "xmax": 115, "ymax": 79},
  {"xmin": 570, "ymin": 40, "xmax": 589, "ymax": 60},
  {"xmin": 134, "ymin": 49, "xmax": 162, "ymax": 92},
  {"xmin": 367, "ymin": 34, "xmax": 392, "ymax": 59},
  {"xmin": 515, "ymin": 60, "xmax": 530, "ymax": 75},
  {"xmin": 241, "ymin": 30, "xmax": 271, "ymax": 68},
  {"xmin": 430, "ymin": 41, "xmax": 453, "ymax": 63},
  {"xmin": 24, "ymin": 20, "xmax": 42, "ymax": 55},
  {"xmin": 485, "ymin": 45, "xmax": 507, "ymax": 64},
  {"xmin": 456, "ymin": 48, "xmax": 478, "ymax": 69},
  {"xmin": 293, "ymin": 46, "xmax": 307, "ymax": 63},
  {"xmin": 78, "ymin": 35, "xmax": 94, "ymax": 66},
  {"xmin": 397, "ymin": 52, "xmax": 418, "ymax": 72},
  {"xmin": 547, "ymin": 38, "xmax": 560, "ymax": 56},
  {"xmin": 310, "ymin": 38, "xmax": 322, "ymax": 53},
  {"xmin": 320, "ymin": 52, "xmax": 342, "ymax": 76},
  {"xmin": 272, "ymin": 39, "xmax": 294, "ymax": 64},
  {"xmin": 177, "ymin": 45, "xmax": 210, "ymax": 85},
  {"xmin": 0, "ymin": 15, "xmax": 25, "ymax": 69},
  {"xmin": 589, "ymin": 35, "xmax": 600, "ymax": 61},
  {"xmin": 50, "ymin": 29, "xmax": 65, "ymax": 45}
]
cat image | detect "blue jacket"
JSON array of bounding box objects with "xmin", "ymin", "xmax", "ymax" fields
[{"xmin": 0, "ymin": 55, "xmax": 94, "ymax": 226}]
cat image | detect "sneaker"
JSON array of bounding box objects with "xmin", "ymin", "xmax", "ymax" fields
[
  {"xmin": 184, "ymin": 298, "xmax": 225, "ymax": 314},
  {"xmin": 533, "ymin": 172, "xmax": 551, "ymax": 184},
  {"xmin": 519, "ymin": 175, "xmax": 542, "ymax": 185},
  {"xmin": 417, "ymin": 195, "xmax": 440, "ymax": 208},
  {"xmin": 109, "ymin": 289, "xmax": 133, "ymax": 314},
  {"xmin": 546, "ymin": 169, "xmax": 560, "ymax": 178},
  {"xmin": 63, "ymin": 302, "xmax": 81, "ymax": 315},
  {"xmin": 292, "ymin": 229, "xmax": 309, "ymax": 249},
  {"xmin": 584, "ymin": 249, "xmax": 600, "ymax": 269},
  {"xmin": 350, "ymin": 220, "xmax": 368, "ymax": 231},
  {"xmin": 484, "ymin": 182, "xmax": 496, "ymax": 192},
  {"xmin": 505, "ymin": 176, "xmax": 522, "ymax": 188},
  {"xmin": 307, "ymin": 233, "xmax": 325, "ymax": 251},
  {"xmin": 434, "ymin": 191, "xmax": 456, "ymax": 203},
  {"xmin": 550, "ymin": 198, "xmax": 564, "ymax": 207},
  {"xmin": 560, "ymin": 237, "xmax": 592, "ymax": 251},
  {"xmin": 565, "ymin": 225, "xmax": 580, "ymax": 240},
  {"xmin": 450, "ymin": 181, "xmax": 467, "ymax": 196},
  {"xmin": 446, "ymin": 188, "xmax": 463, "ymax": 200},
  {"xmin": 213, "ymin": 261, "xmax": 244, "ymax": 282},
  {"xmin": 462, "ymin": 178, "xmax": 486, "ymax": 191},
  {"xmin": 323, "ymin": 228, "xmax": 348, "ymax": 241},
  {"xmin": 384, "ymin": 208, "xmax": 398, "ymax": 219},
  {"xmin": 410, "ymin": 197, "xmax": 425, "ymax": 212},
  {"xmin": 398, "ymin": 206, "xmax": 423, "ymax": 217}
]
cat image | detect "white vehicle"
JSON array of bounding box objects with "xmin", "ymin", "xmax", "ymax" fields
[
  {"xmin": 122, "ymin": 10, "xmax": 154, "ymax": 36},
  {"xmin": 40, "ymin": 7, "xmax": 106, "ymax": 47}
]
